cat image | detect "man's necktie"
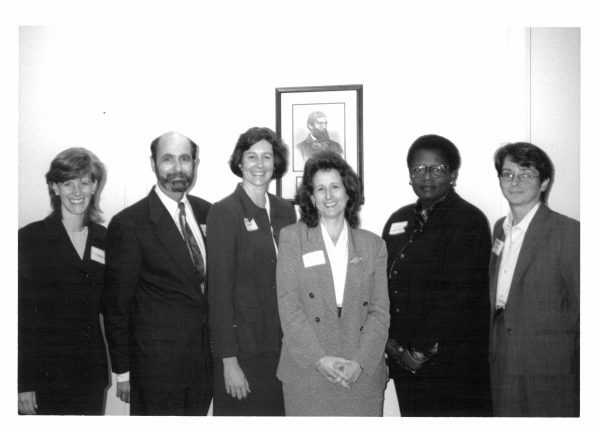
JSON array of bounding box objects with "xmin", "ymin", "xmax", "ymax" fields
[{"xmin": 178, "ymin": 202, "xmax": 205, "ymax": 294}]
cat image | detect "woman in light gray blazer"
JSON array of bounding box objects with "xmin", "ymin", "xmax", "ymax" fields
[{"xmin": 276, "ymin": 151, "xmax": 390, "ymax": 416}]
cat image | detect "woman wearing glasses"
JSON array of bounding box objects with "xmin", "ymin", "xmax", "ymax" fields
[
  {"xmin": 489, "ymin": 143, "xmax": 579, "ymax": 416},
  {"xmin": 382, "ymin": 134, "xmax": 492, "ymax": 416}
]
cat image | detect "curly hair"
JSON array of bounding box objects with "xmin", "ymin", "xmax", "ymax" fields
[
  {"xmin": 229, "ymin": 127, "xmax": 289, "ymax": 179},
  {"xmin": 406, "ymin": 134, "xmax": 461, "ymax": 172},
  {"xmin": 45, "ymin": 147, "xmax": 107, "ymax": 223},
  {"xmin": 494, "ymin": 142, "xmax": 554, "ymax": 202},
  {"xmin": 296, "ymin": 151, "xmax": 363, "ymax": 228}
]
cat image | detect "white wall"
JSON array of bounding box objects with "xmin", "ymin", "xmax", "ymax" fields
[
  {"xmin": 20, "ymin": 24, "xmax": 559, "ymax": 232},
  {"xmin": 528, "ymin": 27, "xmax": 580, "ymax": 218},
  {"xmin": 18, "ymin": 17, "xmax": 580, "ymax": 416}
]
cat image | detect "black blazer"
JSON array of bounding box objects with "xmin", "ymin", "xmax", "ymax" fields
[
  {"xmin": 18, "ymin": 215, "xmax": 108, "ymax": 394},
  {"xmin": 102, "ymin": 189, "xmax": 212, "ymax": 389},
  {"xmin": 382, "ymin": 189, "xmax": 491, "ymax": 376},
  {"xmin": 207, "ymin": 184, "xmax": 296, "ymax": 358}
]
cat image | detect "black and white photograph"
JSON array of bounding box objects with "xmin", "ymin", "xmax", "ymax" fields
[
  {"xmin": 5, "ymin": 0, "xmax": 597, "ymax": 421},
  {"xmin": 276, "ymin": 85, "xmax": 363, "ymax": 201}
]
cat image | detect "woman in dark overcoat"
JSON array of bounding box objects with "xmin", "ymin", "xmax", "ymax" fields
[{"xmin": 382, "ymin": 135, "xmax": 492, "ymax": 416}]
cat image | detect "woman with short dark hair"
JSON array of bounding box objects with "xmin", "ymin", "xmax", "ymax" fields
[
  {"xmin": 276, "ymin": 151, "xmax": 390, "ymax": 416},
  {"xmin": 18, "ymin": 147, "xmax": 109, "ymax": 415},
  {"xmin": 207, "ymin": 127, "xmax": 296, "ymax": 416},
  {"xmin": 489, "ymin": 142, "xmax": 579, "ymax": 416},
  {"xmin": 382, "ymin": 134, "xmax": 492, "ymax": 416}
]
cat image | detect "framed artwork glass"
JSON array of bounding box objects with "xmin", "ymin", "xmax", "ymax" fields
[{"xmin": 275, "ymin": 84, "xmax": 363, "ymax": 202}]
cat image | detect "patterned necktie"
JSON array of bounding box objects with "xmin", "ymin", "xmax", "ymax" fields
[{"xmin": 178, "ymin": 202, "xmax": 205, "ymax": 294}]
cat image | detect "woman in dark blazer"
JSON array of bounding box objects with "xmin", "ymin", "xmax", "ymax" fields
[
  {"xmin": 18, "ymin": 147, "xmax": 109, "ymax": 415},
  {"xmin": 489, "ymin": 142, "xmax": 579, "ymax": 416},
  {"xmin": 276, "ymin": 151, "xmax": 390, "ymax": 416},
  {"xmin": 382, "ymin": 135, "xmax": 492, "ymax": 416},
  {"xmin": 207, "ymin": 127, "xmax": 296, "ymax": 416}
]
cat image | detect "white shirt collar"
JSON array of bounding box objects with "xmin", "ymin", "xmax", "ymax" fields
[
  {"xmin": 503, "ymin": 202, "xmax": 541, "ymax": 234},
  {"xmin": 154, "ymin": 185, "xmax": 190, "ymax": 216}
]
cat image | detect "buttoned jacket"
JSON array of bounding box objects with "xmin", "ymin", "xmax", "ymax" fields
[
  {"xmin": 18, "ymin": 215, "xmax": 108, "ymax": 393},
  {"xmin": 276, "ymin": 221, "xmax": 390, "ymax": 388},
  {"xmin": 207, "ymin": 184, "xmax": 297, "ymax": 358},
  {"xmin": 102, "ymin": 189, "xmax": 211, "ymax": 388},
  {"xmin": 489, "ymin": 203, "xmax": 579, "ymax": 375}
]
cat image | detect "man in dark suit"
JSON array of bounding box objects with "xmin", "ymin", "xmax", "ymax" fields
[
  {"xmin": 103, "ymin": 131, "xmax": 213, "ymax": 415},
  {"xmin": 489, "ymin": 142, "xmax": 579, "ymax": 417},
  {"xmin": 296, "ymin": 111, "xmax": 343, "ymax": 163}
]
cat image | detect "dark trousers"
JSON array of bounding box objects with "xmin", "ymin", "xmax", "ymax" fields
[
  {"xmin": 130, "ymin": 378, "xmax": 212, "ymax": 416},
  {"xmin": 393, "ymin": 372, "xmax": 491, "ymax": 417},
  {"xmin": 35, "ymin": 385, "xmax": 106, "ymax": 415}
]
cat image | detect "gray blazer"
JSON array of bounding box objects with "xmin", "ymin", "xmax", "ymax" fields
[
  {"xmin": 489, "ymin": 203, "xmax": 579, "ymax": 376},
  {"xmin": 276, "ymin": 222, "xmax": 390, "ymax": 388}
]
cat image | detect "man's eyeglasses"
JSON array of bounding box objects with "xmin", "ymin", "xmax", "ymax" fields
[
  {"xmin": 499, "ymin": 171, "xmax": 539, "ymax": 183},
  {"xmin": 410, "ymin": 164, "xmax": 449, "ymax": 179}
]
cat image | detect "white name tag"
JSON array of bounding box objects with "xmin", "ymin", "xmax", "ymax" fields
[
  {"xmin": 244, "ymin": 218, "xmax": 259, "ymax": 231},
  {"xmin": 90, "ymin": 246, "xmax": 105, "ymax": 264},
  {"xmin": 302, "ymin": 250, "xmax": 326, "ymax": 268},
  {"xmin": 492, "ymin": 238, "xmax": 504, "ymax": 256},
  {"xmin": 389, "ymin": 221, "xmax": 408, "ymax": 235}
]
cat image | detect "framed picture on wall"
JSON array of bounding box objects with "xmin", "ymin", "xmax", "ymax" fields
[{"xmin": 275, "ymin": 84, "xmax": 363, "ymax": 202}]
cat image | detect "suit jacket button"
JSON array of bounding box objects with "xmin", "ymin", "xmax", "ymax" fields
[
  {"xmin": 309, "ymin": 292, "xmax": 315, "ymax": 298},
  {"xmin": 314, "ymin": 317, "xmax": 320, "ymax": 323},
  {"xmin": 363, "ymin": 301, "xmax": 368, "ymax": 306}
]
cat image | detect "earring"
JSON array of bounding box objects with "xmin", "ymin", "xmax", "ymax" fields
[{"xmin": 450, "ymin": 181, "xmax": 456, "ymax": 187}]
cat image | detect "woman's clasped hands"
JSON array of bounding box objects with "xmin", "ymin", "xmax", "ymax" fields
[{"xmin": 316, "ymin": 356, "xmax": 363, "ymax": 388}]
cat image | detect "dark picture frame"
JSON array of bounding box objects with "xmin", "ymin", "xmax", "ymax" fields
[{"xmin": 275, "ymin": 84, "xmax": 363, "ymax": 202}]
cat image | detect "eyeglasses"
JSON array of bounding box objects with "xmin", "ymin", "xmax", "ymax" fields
[
  {"xmin": 498, "ymin": 171, "xmax": 539, "ymax": 183},
  {"xmin": 410, "ymin": 164, "xmax": 449, "ymax": 179}
]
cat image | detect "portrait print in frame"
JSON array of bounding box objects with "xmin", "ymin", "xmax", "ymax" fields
[{"xmin": 275, "ymin": 84, "xmax": 363, "ymax": 202}]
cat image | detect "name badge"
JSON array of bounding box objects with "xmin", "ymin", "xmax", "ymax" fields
[
  {"xmin": 492, "ymin": 238, "xmax": 504, "ymax": 256},
  {"xmin": 244, "ymin": 218, "xmax": 259, "ymax": 231},
  {"xmin": 90, "ymin": 246, "xmax": 105, "ymax": 264},
  {"xmin": 200, "ymin": 224, "xmax": 207, "ymax": 235},
  {"xmin": 303, "ymin": 250, "xmax": 326, "ymax": 268},
  {"xmin": 389, "ymin": 221, "xmax": 408, "ymax": 235}
]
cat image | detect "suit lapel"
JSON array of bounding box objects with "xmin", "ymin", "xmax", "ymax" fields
[
  {"xmin": 189, "ymin": 198, "xmax": 207, "ymax": 244},
  {"xmin": 508, "ymin": 205, "xmax": 550, "ymax": 304},
  {"xmin": 341, "ymin": 227, "xmax": 361, "ymax": 318},
  {"xmin": 267, "ymin": 194, "xmax": 286, "ymax": 245},
  {"xmin": 489, "ymin": 223, "xmax": 505, "ymax": 308},
  {"xmin": 44, "ymin": 216, "xmax": 86, "ymax": 270},
  {"xmin": 305, "ymin": 225, "xmax": 338, "ymax": 316},
  {"xmin": 148, "ymin": 191, "xmax": 198, "ymax": 283}
]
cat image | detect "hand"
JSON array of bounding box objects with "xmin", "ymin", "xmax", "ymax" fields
[
  {"xmin": 18, "ymin": 391, "xmax": 37, "ymax": 415},
  {"xmin": 223, "ymin": 357, "xmax": 251, "ymax": 400},
  {"xmin": 335, "ymin": 360, "xmax": 363, "ymax": 384},
  {"xmin": 316, "ymin": 356, "xmax": 349, "ymax": 386},
  {"xmin": 399, "ymin": 349, "xmax": 424, "ymax": 373},
  {"xmin": 116, "ymin": 381, "xmax": 131, "ymax": 403},
  {"xmin": 385, "ymin": 338, "xmax": 403, "ymax": 357}
]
